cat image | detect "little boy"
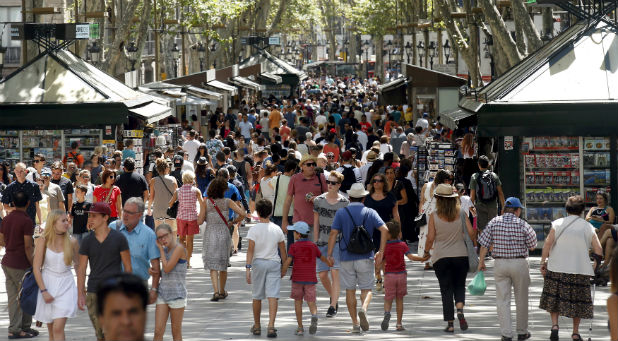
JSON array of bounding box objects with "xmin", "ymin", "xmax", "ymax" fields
[
  {"xmin": 70, "ymin": 184, "xmax": 92, "ymax": 245},
  {"xmin": 246, "ymin": 199, "xmax": 287, "ymax": 338},
  {"xmin": 281, "ymin": 221, "xmax": 331, "ymax": 335},
  {"xmin": 380, "ymin": 221, "xmax": 423, "ymax": 331}
]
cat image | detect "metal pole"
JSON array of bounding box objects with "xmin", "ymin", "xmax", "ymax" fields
[
  {"xmin": 21, "ymin": 0, "xmax": 27, "ymax": 64},
  {"xmin": 154, "ymin": 0, "xmax": 160, "ymax": 81},
  {"xmin": 180, "ymin": 11, "xmax": 186, "ymax": 76}
]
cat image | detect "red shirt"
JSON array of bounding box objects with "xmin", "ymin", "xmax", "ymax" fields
[
  {"xmin": 360, "ymin": 122, "xmax": 371, "ymax": 133},
  {"xmin": 288, "ymin": 239, "xmax": 321, "ymax": 284},
  {"xmin": 280, "ymin": 125, "xmax": 291, "ymax": 142},
  {"xmin": 93, "ymin": 185, "xmax": 122, "ymax": 217},
  {"xmin": 384, "ymin": 240, "xmax": 410, "ymax": 273},
  {"xmin": 0, "ymin": 210, "xmax": 34, "ymax": 269},
  {"xmin": 287, "ymin": 173, "xmax": 327, "ymax": 224}
]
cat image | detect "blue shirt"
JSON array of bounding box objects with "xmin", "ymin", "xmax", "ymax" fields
[
  {"xmin": 110, "ymin": 220, "xmax": 160, "ymax": 280},
  {"xmin": 122, "ymin": 149, "xmax": 136, "ymax": 161},
  {"xmin": 224, "ymin": 183, "xmax": 241, "ymax": 220},
  {"xmin": 248, "ymin": 114, "xmax": 257, "ymax": 127},
  {"xmin": 332, "ymin": 202, "xmax": 385, "ymax": 261}
]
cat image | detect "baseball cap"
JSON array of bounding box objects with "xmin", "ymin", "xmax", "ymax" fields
[
  {"xmin": 423, "ymin": 112, "xmax": 429, "ymax": 117},
  {"xmin": 342, "ymin": 151, "xmax": 353, "ymax": 161},
  {"xmin": 288, "ymin": 221, "xmax": 310, "ymax": 235},
  {"xmin": 87, "ymin": 202, "xmax": 112, "ymax": 216},
  {"xmin": 504, "ymin": 197, "xmax": 524, "ymax": 209},
  {"xmin": 41, "ymin": 167, "xmax": 52, "ymax": 176}
]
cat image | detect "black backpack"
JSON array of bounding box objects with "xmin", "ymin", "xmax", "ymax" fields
[
  {"xmin": 476, "ymin": 170, "xmax": 498, "ymax": 202},
  {"xmin": 340, "ymin": 208, "xmax": 374, "ymax": 254},
  {"xmin": 340, "ymin": 166, "xmax": 356, "ymax": 192}
]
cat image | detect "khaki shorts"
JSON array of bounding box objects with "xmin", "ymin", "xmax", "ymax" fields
[
  {"xmin": 86, "ymin": 292, "xmax": 104, "ymax": 339},
  {"xmin": 340, "ymin": 259, "xmax": 375, "ymax": 291}
]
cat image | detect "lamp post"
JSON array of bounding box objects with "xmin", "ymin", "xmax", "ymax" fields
[
  {"xmin": 484, "ymin": 35, "xmax": 495, "ymax": 80},
  {"xmin": 197, "ymin": 42, "xmax": 206, "ymax": 71},
  {"xmin": 385, "ymin": 40, "xmax": 393, "ymax": 76},
  {"xmin": 443, "ymin": 39, "xmax": 451, "ymax": 64},
  {"xmin": 210, "ymin": 42, "xmax": 217, "ymax": 69},
  {"xmin": 416, "ymin": 41, "xmax": 424, "ymax": 67},
  {"xmin": 0, "ymin": 45, "xmax": 6, "ymax": 79},
  {"xmin": 404, "ymin": 41, "xmax": 412, "ymax": 64},
  {"xmin": 126, "ymin": 41, "xmax": 138, "ymax": 71},
  {"xmin": 362, "ymin": 39, "xmax": 370, "ymax": 80},
  {"xmin": 88, "ymin": 42, "xmax": 101, "ymax": 65},
  {"xmin": 428, "ymin": 41, "xmax": 437, "ymax": 69},
  {"xmin": 171, "ymin": 43, "xmax": 180, "ymax": 77}
]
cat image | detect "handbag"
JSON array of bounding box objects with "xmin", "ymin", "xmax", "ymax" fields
[
  {"xmin": 461, "ymin": 211, "xmax": 479, "ymax": 273},
  {"xmin": 159, "ymin": 176, "xmax": 178, "ymax": 218},
  {"xmin": 209, "ymin": 197, "xmax": 230, "ymax": 229},
  {"xmin": 19, "ymin": 269, "xmax": 38, "ymax": 316}
]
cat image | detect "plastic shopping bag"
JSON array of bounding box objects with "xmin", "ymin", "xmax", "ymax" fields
[{"xmin": 467, "ymin": 271, "xmax": 487, "ymax": 296}]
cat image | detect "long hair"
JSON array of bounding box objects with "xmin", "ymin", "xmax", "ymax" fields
[
  {"xmin": 435, "ymin": 196, "xmax": 460, "ymax": 222},
  {"xmin": 369, "ymin": 173, "xmax": 390, "ymax": 195},
  {"xmin": 461, "ymin": 133, "xmax": 474, "ymax": 154},
  {"xmin": 42, "ymin": 210, "xmax": 73, "ymax": 266}
]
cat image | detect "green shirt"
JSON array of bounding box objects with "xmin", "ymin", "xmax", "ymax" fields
[{"xmin": 469, "ymin": 170, "xmax": 501, "ymax": 203}]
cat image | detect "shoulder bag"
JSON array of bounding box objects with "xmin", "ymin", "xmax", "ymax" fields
[
  {"xmin": 159, "ymin": 176, "xmax": 178, "ymax": 218},
  {"xmin": 209, "ymin": 197, "xmax": 231, "ymax": 230},
  {"xmin": 461, "ymin": 211, "xmax": 479, "ymax": 273},
  {"xmin": 272, "ymin": 176, "xmax": 281, "ymax": 216}
]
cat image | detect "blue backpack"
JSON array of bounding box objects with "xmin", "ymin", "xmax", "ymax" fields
[{"xmin": 19, "ymin": 268, "xmax": 38, "ymax": 316}]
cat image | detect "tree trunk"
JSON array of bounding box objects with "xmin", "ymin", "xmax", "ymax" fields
[
  {"xmin": 103, "ymin": 0, "xmax": 141, "ymax": 77},
  {"xmin": 511, "ymin": 0, "xmax": 543, "ymax": 51},
  {"xmin": 134, "ymin": 0, "xmax": 151, "ymax": 80},
  {"xmin": 349, "ymin": 33, "xmax": 358, "ymax": 63},
  {"xmin": 477, "ymin": 0, "xmax": 522, "ymax": 66},
  {"xmin": 514, "ymin": 17, "xmax": 526, "ymax": 55},
  {"xmin": 542, "ymin": 7, "xmax": 553, "ymax": 40},
  {"xmin": 267, "ymin": 0, "xmax": 290, "ymax": 36},
  {"xmin": 374, "ymin": 36, "xmax": 384, "ymax": 81}
]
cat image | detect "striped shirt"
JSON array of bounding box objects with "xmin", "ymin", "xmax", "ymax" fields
[
  {"xmin": 478, "ymin": 213, "xmax": 537, "ymax": 258},
  {"xmin": 177, "ymin": 184, "xmax": 198, "ymax": 221}
]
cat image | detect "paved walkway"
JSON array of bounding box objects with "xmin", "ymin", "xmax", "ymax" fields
[{"xmin": 0, "ymin": 222, "xmax": 612, "ymax": 341}]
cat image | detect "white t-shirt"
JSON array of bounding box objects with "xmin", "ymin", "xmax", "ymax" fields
[
  {"xmin": 183, "ymin": 139, "xmax": 201, "ymax": 162},
  {"xmin": 239, "ymin": 121, "xmax": 253, "ymax": 139},
  {"xmin": 246, "ymin": 222, "xmax": 286, "ymax": 262},
  {"xmin": 416, "ymin": 118, "xmax": 429, "ymax": 130},
  {"xmin": 182, "ymin": 160, "xmax": 194, "ymax": 173},
  {"xmin": 259, "ymin": 117, "xmax": 270, "ymax": 133},
  {"xmin": 356, "ymin": 131, "xmax": 368, "ymax": 151},
  {"xmin": 315, "ymin": 115, "xmax": 327, "ymax": 127},
  {"xmin": 548, "ymin": 216, "xmax": 596, "ymax": 276},
  {"xmin": 460, "ymin": 195, "xmax": 474, "ymax": 216}
]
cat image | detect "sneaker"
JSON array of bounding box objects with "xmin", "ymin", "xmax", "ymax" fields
[
  {"xmin": 351, "ymin": 324, "xmax": 361, "ymax": 334},
  {"xmin": 381, "ymin": 312, "xmax": 391, "ymax": 331},
  {"xmin": 358, "ymin": 308, "xmax": 369, "ymax": 331},
  {"xmin": 326, "ymin": 306, "xmax": 337, "ymax": 318},
  {"xmin": 309, "ymin": 316, "xmax": 318, "ymax": 334}
]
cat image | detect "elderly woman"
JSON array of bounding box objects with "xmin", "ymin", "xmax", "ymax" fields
[
  {"xmin": 540, "ymin": 195, "xmax": 603, "ymax": 341},
  {"xmin": 423, "ymin": 183, "xmax": 475, "ymax": 333}
]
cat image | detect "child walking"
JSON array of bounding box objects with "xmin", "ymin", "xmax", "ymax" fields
[
  {"xmin": 281, "ymin": 222, "xmax": 332, "ymax": 335},
  {"xmin": 71, "ymin": 184, "xmax": 92, "ymax": 245},
  {"xmin": 246, "ymin": 199, "xmax": 287, "ymax": 338},
  {"xmin": 380, "ymin": 221, "xmax": 424, "ymax": 331}
]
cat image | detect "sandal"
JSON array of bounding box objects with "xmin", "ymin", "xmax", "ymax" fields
[
  {"xmin": 250, "ymin": 325, "xmax": 261, "ymax": 336},
  {"xmin": 444, "ymin": 325, "xmax": 455, "ymax": 333},
  {"xmin": 572, "ymin": 333, "xmax": 582, "ymax": 341},
  {"xmin": 550, "ymin": 325, "xmax": 559, "ymax": 341},
  {"xmin": 267, "ymin": 327, "xmax": 277, "ymax": 338},
  {"xmin": 295, "ymin": 326, "xmax": 304, "ymax": 335},
  {"xmin": 210, "ymin": 293, "xmax": 220, "ymax": 302},
  {"xmin": 219, "ymin": 291, "xmax": 228, "ymax": 299},
  {"xmin": 396, "ymin": 324, "xmax": 405, "ymax": 331},
  {"xmin": 457, "ymin": 311, "xmax": 468, "ymax": 330},
  {"xmin": 8, "ymin": 331, "xmax": 35, "ymax": 339}
]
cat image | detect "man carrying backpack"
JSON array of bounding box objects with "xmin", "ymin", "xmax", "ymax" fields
[
  {"xmin": 337, "ymin": 151, "xmax": 362, "ymax": 196},
  {"xmin": 327, "ymin": 183, "xmax": 388, "ymax": 333},
  {"xmin": 469, "ymin": 155, "xmax": 505, "ymax": 232}
]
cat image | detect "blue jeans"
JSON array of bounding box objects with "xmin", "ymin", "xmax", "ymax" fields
[{"xmin": 73, "ymin": 231, "xmax": 91, "ymax": 246}]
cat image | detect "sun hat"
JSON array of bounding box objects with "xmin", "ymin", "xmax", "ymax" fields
[
  {"xmin": 504, "ymin": 197, "xmax": 524, "ymax": 209},
  {"xmin": 299, "ymin": 154, "xmax": 317, "ymax": 166},
  {"xmin": 41, "ymin": 168, "xmax": 52, "ymax": 176},
  {"xmin": 347, "ymin": 183, "xmax": 369, "ymax": 198},
  {"xmin": 197, "ymin": 157, "xmax": 208, "ymax": 166},
  {"xmin": 366, "ymin": 151, "xmax": 378, "ymax": 162},
  {"xmin": 433, "ymin": 183, "xmax": 458, "ymax": 198},
  {"xmin": 87, "ymin": 202, "xmax": 112, "ymax": 216},
  {"xmin": 288, "ymin": 221, "xmax": 310, "ymax": 235}
]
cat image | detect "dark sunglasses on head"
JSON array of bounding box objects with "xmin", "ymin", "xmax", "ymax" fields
[
  {"xmin": 305, "ymin": 162, "xmax": 316, "ymax": 167},
  {"xmin": 326, "ymin": 180, "xmax": 340, "ymax": 185}
]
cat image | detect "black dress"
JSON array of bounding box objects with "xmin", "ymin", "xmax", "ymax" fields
[
  {"xmin": 394, "ymin": 177, "xmax": 420, "ymax": 243},
  {"xmin": 364, "ymin": 192, "xmax": 397, "ymax": 251}
]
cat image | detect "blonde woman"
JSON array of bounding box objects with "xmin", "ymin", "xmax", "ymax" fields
[
  {"xmin": 169, "ymin": 170, "xmax": 203, "ymax": 268},
  {"xmin": 32, "ymin": 210, "xmax": 80, "ymax": 341}
]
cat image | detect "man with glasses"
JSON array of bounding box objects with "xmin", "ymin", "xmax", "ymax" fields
[
  {"xmin": 51, "ymin": 161, "xmax": 74, "ymax": 213},
  {"xmin": 78, "ymin": 202, "xmax": 132, "ymax": 341},
  {"xmin": 1, "ymin": 162, "xmax": 42, "ymax": 224},
  {"xmin": 26, "ymin": 153, "xmax": 45, "ymax": 183},
  {"xmin": 282, "ymin": 155, "xmax": 327, "ymax": 249},
  {"xmin": 110, "ymin": 198, "xmax": 160, "ymax": 305},
  {"xmin": 40, "ymin": 167, "xmax": 65, "ymax": 211}
]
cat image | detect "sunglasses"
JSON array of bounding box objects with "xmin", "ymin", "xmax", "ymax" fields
[
  {"xmin": 305, "ymin": 162, "xmax": 316, "ymax": 167},
  {"xmin": 108, "ymin": 175, "xmax": 115, "ymax": 179},
  {"xmin": 326, "ymin": 180, "xmax": 340, "ymax": 185},
  {"xmin": 157, "ymin": 233, "xmax": 169, "ymax": 241},
  {"xmin": 34, "ymin": 159, "xmax": 42, "ymax": 163},
  {"xmin": 372, "ymin": 179, "xmax": 384, "ymax": 183}
]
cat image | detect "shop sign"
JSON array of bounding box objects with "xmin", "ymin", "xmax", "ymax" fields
[
  {"xmin": 75, "ymin": 24, "xmax": 90, "ymax": 39},
  {"xmin": 504, "ymin": 136, "xmax": 514, "ymax": 150},
  {"xmin": 103, "ymin": 125, "xmax": 115, "ymax": 140}
]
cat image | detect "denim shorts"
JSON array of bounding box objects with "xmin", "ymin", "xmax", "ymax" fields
[
  {"xmin": 316, "ymin": 243, "xmax": 340, "ymax": 272},
  {"xmin": 251, "ymin": 259, "xmax": 281, "ymax": 300},
  {"xmin": 156, "ymin": 296, "xmax": 187, "ymax": 309},
  {"xmin": 340, "ymin": 258, "xmax": 375, "ymax": 290}
]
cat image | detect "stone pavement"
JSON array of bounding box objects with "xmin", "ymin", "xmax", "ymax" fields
[{"xmin": 0, "ymin": 222, "xmax": 612, "ymax": 341}]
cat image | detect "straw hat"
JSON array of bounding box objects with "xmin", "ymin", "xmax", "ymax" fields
[
  {"xmin": 299, "ymin": 154, "xmax": 317, "ymax": 166},
  {"xmin": 366, "ymin": 151, "xmax": 378, "ymax": 162},
  {"xmin": 433, "ymin": 184, "xmax": 458, "ymax": 198},
  {"xmin": 347, "ymin": 183, "xmax": 369, "ymax": 198}
]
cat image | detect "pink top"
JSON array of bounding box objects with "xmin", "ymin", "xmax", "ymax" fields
[{"xmin": 177, "ymin": 184, "xmax": 198, "ymax": 221}]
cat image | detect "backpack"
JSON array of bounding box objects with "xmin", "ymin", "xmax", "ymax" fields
[
  {"xmin": 340, "ymin": 166, "xmax": 356, "ymax": 192},
  {"xmin": 476, "ymin": 170, "xmax": 498, "ymax": 202},
  {"xmin": 18, "ymin": 268, "xmax": 38, "ymax": 316},
  {"xmin": 340, "ymin": 208, "xmax": 374, "ymax": 254}
]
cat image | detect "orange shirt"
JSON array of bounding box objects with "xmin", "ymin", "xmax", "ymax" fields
[
  {"xmin": 280, "ymin": 125, "xmax": 291, "ymax": 142},
  {"xmin": 269, "ymin": 110, "xmax": 282, "ymax": 130},
  {"xmin": 323, "ymin": 144, "xmax": 340, "ymax": 163}
]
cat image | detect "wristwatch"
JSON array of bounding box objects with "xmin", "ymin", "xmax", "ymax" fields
[{"xmin": 245, "ymin": 264, "xmax": 252, "ymax": 269}]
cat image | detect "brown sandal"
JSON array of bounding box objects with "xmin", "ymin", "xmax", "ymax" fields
[
  {"xmin": 219, "ymin": 291, "xmax": 228, "ymax": 299},
  {"xmin": 250, "ymin": 325, "xmax": 261, "ymax": 335}
]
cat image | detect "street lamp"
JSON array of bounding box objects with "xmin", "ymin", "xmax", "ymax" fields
[
  {"xmin": 210, "ymin": 42, "xmax": 217, "ymax": 69},
  {"xmin": 428, "ymin": 41, "xmax": 437, "ymax": 69},
  {"xmin": 171, "ymin": 43, "xmax": 180, "ymax": 77},
  {"xmin": 88, "ymin": 41, "xmax": 101, "ymax": 65},
  {"xmin": 0, "ymin": 45, "xmax": 6, "ymax": 79},
  {"xmin": 404, "ymin": 41, "xmax": 412, "ymax": 64},
  {"xmin": 416, "ymin": 41, "xmax": 424, "ymax": 67},
  {"xmin": 443, "ymin": 39, "xmax": 451, "ymax": 64},
  {"xmin": 484, "ymin": 35, "xmax": 495, "ymax": 80},
  {"xmin": 362, "ymin": 39, "xmax": 370, "ymax": 80},
  {"xmin": 126, "ymin": 41, "xmax": 138, "ymax": 71},
  {"xmin": 197, "ymin": 42, "xmax": 206, "ymax": 71}
]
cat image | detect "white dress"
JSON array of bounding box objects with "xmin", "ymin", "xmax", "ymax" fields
[
  {"xmin": 418, "ymin": 182, "xmax": 436, "ymax": 263},
  {"xmin": 33, "ymin": 248, "xmax": 77, "ymax": 323}
]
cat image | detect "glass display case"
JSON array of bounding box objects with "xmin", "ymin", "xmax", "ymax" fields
[
  {"xmin": 21, "ymin": 130, "xmax": 63, "ymax": 165},
  {"xmin": 0, "ymin": 130, "xmax": 21, "ymax": 168}
]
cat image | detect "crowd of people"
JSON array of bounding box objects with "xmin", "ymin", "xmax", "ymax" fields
[{"xmin": 0, "ymin": 75, "xmax": 616, "ymax": 341}]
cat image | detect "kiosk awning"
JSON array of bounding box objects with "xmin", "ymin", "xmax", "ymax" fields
[
  {"xmin": 206, "ymin": 80, "xmax": 238, "ymax": 95},
  {"xmin": 440, "ymin": 108, "xmax": 476, "ymax": 130},
  {"xmin": 230, "ymin": 76, "xmax": 261, "ymax": 91},
  {"xmin": 187, "ymin": 86, "xmax": 223, "ymax": 101},
  {"xmin": 258, "ymin": 73, "xmax": 282, "ymax": 84},
  {"xmin": 377, "ymin": 78, "xmax": 408, "ymax": 105},
  {"xmin": 128, "ymin": 101, "xmax": 173, "ymax": 124},
  {"xmin": 0, "ymin": 103, "xmax": 128, "ymax": 128}
]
